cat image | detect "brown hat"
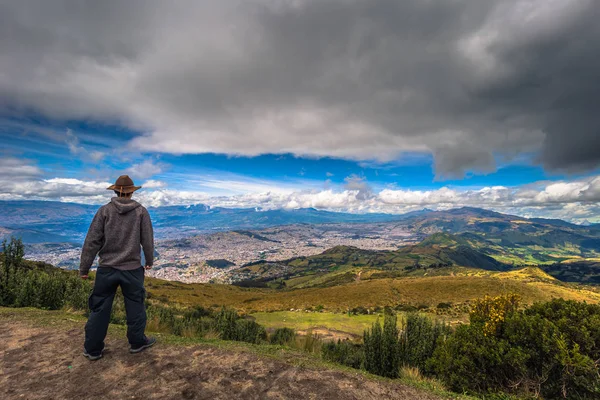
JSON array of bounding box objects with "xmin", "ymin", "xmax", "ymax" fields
[{"xmin": 107, "ymin": 175, "xmax": 142, "ymax": 194}]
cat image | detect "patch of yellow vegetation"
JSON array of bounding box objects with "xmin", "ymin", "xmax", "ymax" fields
[
  {"xmin": 466, "ymin": 217, "xmax": 500, "ymax": 224},
  {"xmin": 561, "ymin": 257, "xmax": 600, "ymax": 264},
  {"xmin": 146, "ymin": 270, "xmax": 600, "ymax": 313},
  {"xmin": 496, "ymin": 267, "xmax": 557, "ymax": 282}
]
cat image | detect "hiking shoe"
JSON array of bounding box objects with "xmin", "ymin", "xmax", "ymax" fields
[
  {"xmin": 130, "ymin": 336, "xmax": 156, "ymax": 354},
  {"xmin": 83, "ymin": 345, "xmax": 105, "ymax": 361},
  {"xmin": 83, "ymin": 350, "xmax": 103, "ymax": 361}
]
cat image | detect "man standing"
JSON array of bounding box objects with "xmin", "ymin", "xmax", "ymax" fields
[{"xmin": 80, "ymin": 175, "xmax": 156, "ymax": 361}]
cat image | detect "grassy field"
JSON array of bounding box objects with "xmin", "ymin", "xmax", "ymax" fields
[
  {"xmin": 147, "ymin": 267, "xmax": 600, "ymax": 313},
  {"xmin": 252, "ymin": 311, "xmax": 387, "ymax": 336},
  {"xmin": 251, "ymin": 311, "xmax": 460, "ymax": 338}
]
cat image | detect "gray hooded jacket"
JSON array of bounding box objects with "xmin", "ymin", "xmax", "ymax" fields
[{"xmin": 79, "ymin": 197, "xmax": 154, "ymax": 276}]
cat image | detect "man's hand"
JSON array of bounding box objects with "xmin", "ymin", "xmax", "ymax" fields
[
  {"xmin": 80, "ymin": 274, "xmax": 89, "ymax": 280},
  {"xmin": 144, "ymin": 265, "xmax": 152, "ymax": 270}
]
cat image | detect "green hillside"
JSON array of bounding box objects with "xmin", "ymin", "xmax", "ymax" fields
[
  {"xmin": 230, "ymin": 210, "xmax": 600, "ymax": 289},
  {"xmin": 232, "ymin": 237, "xmax": 511, "ymax": 290},
  {"xmin": 397, "ymin": 207, "xmax": 600, "ymax": 266}
]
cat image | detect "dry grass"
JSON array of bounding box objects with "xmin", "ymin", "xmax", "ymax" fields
[
  {"xmin": 201, "ymin": 329, "xmax": 221, "ymax": 341},
  {"xmin": 400, "ymin": 367, "xmax": 448, "ymax": 393},
  {"xmin": 295, "ymin": 329, "xmax": 322, "ymax": 354},
  {"xmin": 146, "ymin": 267, "xmax": 600, "ymax": 313}
]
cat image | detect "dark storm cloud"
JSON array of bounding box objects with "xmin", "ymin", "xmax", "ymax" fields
[{"xmin": 0, "ymin": 0, "xmax": 598, "ymax": 178}]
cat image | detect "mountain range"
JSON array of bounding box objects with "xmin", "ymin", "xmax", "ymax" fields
[
  {"xmin": 2, "ymin": 201, "xmax": 598, "ymax": 244},
  {"xmin": 0, "ymin": 200, "xmax": 404, "ymax": 243},
  {"xmin": 2, "ymin": 200, "xmax": 600, "ymax": 284}
]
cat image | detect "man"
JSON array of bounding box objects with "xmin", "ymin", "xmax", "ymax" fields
[{"xmin": 80, "ymin": 175, "xmax": 156, "ymax": 361}]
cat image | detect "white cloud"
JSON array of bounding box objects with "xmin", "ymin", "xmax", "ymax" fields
[
  {"xmin": 0, "ymin": 157, "xmax": 43, "ymax": 177},
  {"xmin": 1, "ymin": 159, "xmax": 600, "ymax": 223},
  {"xmin": 124, "ymin": 160, "xmax": 165, "ymax": 180},
  {"xmin": 142, "ymin": 179, "xmax": 166, "ymax": 189}
]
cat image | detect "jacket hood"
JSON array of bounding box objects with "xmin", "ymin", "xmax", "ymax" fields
[{"xmin": 110, "ymin": 197, "xmax": 142, "ymax": 214}]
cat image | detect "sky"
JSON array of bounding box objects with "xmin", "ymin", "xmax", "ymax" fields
[{"xmin": 0, "ymin": 0, "xmax": 599, "ymax": 223}]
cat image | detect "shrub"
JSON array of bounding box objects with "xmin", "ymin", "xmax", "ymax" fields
[
  {"xmin": 1, "ymin": 237, "xmax": 25, "ymax": 306},
  {"xmin": 399, "ymin": 313, "xmax": 449, "ymax": 372},
  {"xmin": 213, "ymin": 307, "xmax": 238, "ymax": 340},
  {"xmin": 322, "ymin": 339, "xmax": 364, "ymax": 369},
  {"xmin": 363, "ymin": 313, "xmax": 400, "ymax": 378},
  {"xmin": 395, "ymin": 303, "xmax": 418, "ymax": 312},
  {"xmin": 187, "ymin": 305, "xmax": 212, "ymax": 318},
  {"xmin": 1, "ymin": 237, "xmax": 92, "ymax": 311},
  {"xmin": 146, "ymin": 303, "xmax": 214, "ymax": 337},
  {"xmin": 350, "ymin": 306, "xmax": 369, "ymax": 315},
  {"xmin": 363, "ymin": 317, "xmax": 383, "ymax": 375},
  {"xmin": 525, "ymin": 299, "xmax": 600, "ymax": 361},
  {"xmin": 428, "ymin": 323, "xmax": 517, "ymax": 394},
  {"xmin": 430, "ymin": 299, "xmax": 600, "ymax": 399},
  {"xmin": 503, "ymin": 312, "xmax": 599, "ymax": 398},
  {"xmin": 270, "ymin": 327, "xmax": 296, "ymax": 345},
  {"xmin": 235, "ymin": 318, "xmax": 267, "ymax": 344},
  {"xmin": 211, "ymin": 307, "xmax": 267, "ymax": 344},
  {"xmin": 470, "ymin": 294, "xmax": 520, "ymax": 336}
]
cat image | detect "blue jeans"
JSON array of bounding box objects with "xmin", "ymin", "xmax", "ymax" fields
[{"xmin": 84, "ymin": 267, "xmax": 147, "ymax": 355}]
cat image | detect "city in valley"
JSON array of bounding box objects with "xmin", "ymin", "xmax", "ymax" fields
[{"xmin": 25, "ymin": 222, "xmax": 419, "ymax": 284}]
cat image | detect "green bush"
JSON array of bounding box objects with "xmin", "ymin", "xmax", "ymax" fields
[
  {"xmin": 146, "ymin": 303, "xmax": 213, "ymax": 337},
  {"xmin": 213, "ymin": 307, "xmax": 239, "ymax": 340},
  {"xmin": 211, "ymin": 307, "xmax": 267, "ymax": 344},
  {"xmin": 428, "ymin": 323, "xmax": 523, "ymax": 394},
  {"xmin": 525, "ymin": 299, "xmax": 600, "ymax": 361},
  {"xmin": 430, "ymin": 298, "xmax": 600, "ymax": 398},
  {"xmin": 394, "ymin": 303, "xmax": 418, "ymax": 312},
  {"xmin": 235, "ymin": 318, "xmax": 267, "ymax": 344},
  {"xmin": 1, "ymin": 237, "xmax": 92, "ymax": 311},
  {"xmin": 0, "ymin": 237, "xmax": 25, "ymax": 306},
  {"xmin": 350, "ymin": 306, "xmax": 369, "ymax": 315},
  {"xmin": 363, "ymin": 313, "xmax": 400, "ymax": 378},
  {"xmin": 270, "ymin": 327, "xmax": 296, "ymax": 345},
  {"xmin": 400, "ymin": 313, "xmax": 449, "ymax": 373},
  {"xmin": 322, "ymin": 339, "xmax": 364, "ymax": 369}
]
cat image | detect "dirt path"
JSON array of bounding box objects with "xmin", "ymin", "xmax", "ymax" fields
[
  {"xmin": 0, "ymin": 320, "xmax": 443, "ymax": 400},
  {"xmin": 355, "ymin": 270, "xmax": 362, "ymax": 282}
]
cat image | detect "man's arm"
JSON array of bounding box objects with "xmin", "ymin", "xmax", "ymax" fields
[
  {"xmin": 80, "ymin": 208, "xmax": 105, "ymax": 277},
  {"xmin": 141, "ymin": 208, "xmax": 154, "ymax": 269}
]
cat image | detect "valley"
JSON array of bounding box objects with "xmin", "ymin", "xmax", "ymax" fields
[{"xmin": 4, "ymin": 202, "xmax": 600, "ymax": 287}]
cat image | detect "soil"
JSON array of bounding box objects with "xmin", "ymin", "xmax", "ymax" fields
[
  {"xmin": 296, "ymin": 328, "xmax": 360, "ymax": 342},
  {"xmin": 0, "ymin": 320, "xmax": 442, "ymax": 400}
]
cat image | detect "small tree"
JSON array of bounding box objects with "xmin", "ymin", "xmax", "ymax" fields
[
  {"xmin": 382, "ymin": 313, "xmax": 400, "ymax": 377},
  {"xmin": 363, "ymin": 313, "xmax": 400, "ymax": 378},
  {"xmin": 0, "ymin": 237, "xmax": 25, "ymax": 306},
  {"xmin": 213, "ymin": 307, "xmax": 239, "ymax": 340},
  {"xmin": 399, "ymin": 313, "xmax": 448, "ymax": 372}
]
